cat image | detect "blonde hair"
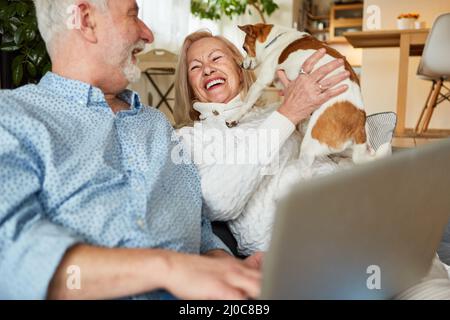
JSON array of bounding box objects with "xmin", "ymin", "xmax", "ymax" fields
[{"xmin": 174, "ymin": 30, "xmax": 256, "ymax": 127}]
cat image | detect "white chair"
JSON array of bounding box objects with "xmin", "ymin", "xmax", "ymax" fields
[{"xmin": 415, "ymin": 13, "xmax": 450, "ymax": 135}]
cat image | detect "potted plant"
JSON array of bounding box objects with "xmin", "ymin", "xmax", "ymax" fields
[
  {"xmin": 0, "ymin": 0, "xmax": 51, "ymax": 89},
  {"xmin": 191, "ymin": 0, "xmax": 279, "ymax": 24},
  {"xmin": 397, "ymin": 13, "xmax": 420, "ymax": 30}
]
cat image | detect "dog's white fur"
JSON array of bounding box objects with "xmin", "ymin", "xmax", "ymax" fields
[{"xmin": 231, "ymin": 25, "xmax": 390, "ymax": 167}]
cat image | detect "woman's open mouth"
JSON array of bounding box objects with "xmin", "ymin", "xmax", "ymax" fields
[{"xmin": 205, "ymin": 78, "xmax": 226, "ymax": 91}]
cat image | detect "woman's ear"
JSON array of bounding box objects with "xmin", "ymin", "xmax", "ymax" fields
[{"xmin": 72, "ymin": 2, "xmax": 98, "ymax": 44}]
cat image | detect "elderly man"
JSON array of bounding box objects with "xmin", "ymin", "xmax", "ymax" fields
[
  {"xmin": 0, "ymin": 0, "xmax": 354, "ymax": 299},
  {"xmin": 0, "ymin": 0, "xmax": 258, "ymax": 300}
]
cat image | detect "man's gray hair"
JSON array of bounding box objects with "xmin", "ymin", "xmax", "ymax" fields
[{"xmin": 33, "ymin": 0, "xmax": 108, "ymax": 54}]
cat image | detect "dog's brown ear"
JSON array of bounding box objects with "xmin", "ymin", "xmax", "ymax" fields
[
  {"xmin": 238, "ymin": 24, "xmax": 255, "ymax": 37},
  {"xmin": 257, "ymin": 24, "xmax": 274, "ymax": 43}
]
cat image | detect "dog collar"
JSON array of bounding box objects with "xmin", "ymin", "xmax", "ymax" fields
[
  {"xmin": 264, "ymin": 32, "xmax": 287, "ymax": 49},
  {"xmin": 193, "ymin": 95, "xmax": 242, "ymax": 121}
]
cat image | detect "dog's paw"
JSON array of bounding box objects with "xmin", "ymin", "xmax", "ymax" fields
[
  {"xmin": 225, "ymin": 113, "xmax": 243, "ymax": 128},
  {"xmin": 226, "ymin": 120, "xmax": 239, "ymax": 128}
]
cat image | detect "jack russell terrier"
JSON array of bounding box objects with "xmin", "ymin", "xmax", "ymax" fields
[{"xmin": 228, "ymin": 23, "xmax": 390, "ymax": 166}]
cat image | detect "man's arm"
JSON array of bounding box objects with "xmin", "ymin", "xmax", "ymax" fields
[
  {"xmin": 0, "ymin": 123, "xmax": 85, "ymax": 299},
  {"xmin": 47, "ymin": 245, "xmax": 169, "ymax": 299},
  {"xmin": 48, "ymin": 245, "xmax": 261, "ymax": 300}
]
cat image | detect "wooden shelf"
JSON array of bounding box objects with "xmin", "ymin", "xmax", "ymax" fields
[
  {"xmin": 329, "ymin": 3, "xmax": 363, "ymax": 43},
  {"xmin": 332, "ymin": 3, "xmax": 363, "ymax": 11},
  {"xmin": 333, "ymin": 18, "xmax": 363, "ymax": 28},
  {"xmin": 307, "ymin": 13, "xmax": 329, "ymax": 21},
  {"xmin": 306, "ymin": 28, "xmax": 330, "ymax": 34}
]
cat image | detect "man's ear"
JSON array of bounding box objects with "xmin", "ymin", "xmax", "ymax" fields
[
  {"xmin": 238, "ymin": 24, "xmax": 255, "ymax": 37},
  {"xmin": 75, "ymin": 2, "xmax": 98, "ymax": 44}
]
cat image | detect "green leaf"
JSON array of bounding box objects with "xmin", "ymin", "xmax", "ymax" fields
[
  {"xmin": 42, "ymin": 62, "xmax": 52, "ymax": 75},
  {"xmin": 27, "ymin": 61, "xmax": 37, "ymax": 77},
  {"xmin": 16, "ymin": 2, "xmax": 29, "ymax": 17},
  {"xmin": 24, "ymin": 28, "xmax": 35, "ymax": 42},
  {"xmin": 2, "ymin": 5, "xmax": 15, "ymax": 19},
  {"xmin": 0, "ymin": 44, "xmax": 20, "ymax": 51},
  {"xmin": 9, "ymin": 16, "xmax": 21, "ymax": 32},
  {"xmin": 12, "ymin": 54, "xmax": 25, "ymax": 73},
  {"xmin": 191, "ymin": 0, "xmax": 279, "ymax": 22},
  {"xmin": 14, "ymin": 26, "xmax": 24, "ymax": 45},
  {"xmin": 1, "ymin": 33, "xmax": 13, "ymax": 44},
  {"xmin": 28, "ymin": 51, "xmax": 40, "ymax": 66},
  {"xmin": 12, "ymin": 57, "xmax": 24, "ymax": 86}
]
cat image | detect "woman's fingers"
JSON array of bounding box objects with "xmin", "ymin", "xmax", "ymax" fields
[
  {"xmin": 310, "ymin": 59, "xmax": 344, "ymax": 83},
  {"xmin": 317, "ymin": 84, "xmax": 349, "ymax": 104},
  {"xmin": 302, "ymin": 48, "xmax": 326, "ymax": 73},
  {"xmin": 319, "ymin": 71, "xmax": 350, "ymax": 90},
  {"xmin": 276, "ymin": 70, "xmax": 290, "ymax": 88}
]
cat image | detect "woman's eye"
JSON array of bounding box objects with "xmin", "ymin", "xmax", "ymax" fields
[
  {"xmin": 190, "ymin": 66, "xmax": 200, "ymax": 71},
  {"xmin": 213, "ymin": 56, "xmax": 222, "ymax": 62}
]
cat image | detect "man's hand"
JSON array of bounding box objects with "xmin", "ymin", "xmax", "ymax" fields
[
  {"xmin": 244, "ymin": 252, "xmax": 264, "ymax": 270},
  {"xmin": 164, "ymin": 251, "xmax": 262, "ymax": 300},
  {"xmin": 205, "ymin": 250, "xmax": 264, "ymax": 270}
]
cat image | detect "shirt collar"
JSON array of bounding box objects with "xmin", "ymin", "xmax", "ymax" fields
[
  {"xmin": 39, "ymin": 72, "xmax": 142, "ymax": 111},
  {"xmin": 193, "ymin": 95, "xmax": 242, "ymax": 121}
]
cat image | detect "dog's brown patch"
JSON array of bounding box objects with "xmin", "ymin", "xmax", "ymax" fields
[
  {"xmin": 278, "ymin": 36, "xmax": 359, "ymax": 84},
  {"xmin": 239, "ymin": 24, "xmax": 273, "ymax": 58},
  {"xmin": 312, "ymin": 101, "xmax": 367, "ymax": 149}
]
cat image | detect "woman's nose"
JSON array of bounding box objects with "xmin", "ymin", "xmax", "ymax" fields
[{"xmin": 203, "ymin": 65, "xmax": 216, "ymax": 76}]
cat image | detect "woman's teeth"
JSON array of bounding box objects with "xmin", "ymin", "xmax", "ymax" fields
[{"xmin": 206, "ymin": 79, "xmax": 225, "ymax": 90}]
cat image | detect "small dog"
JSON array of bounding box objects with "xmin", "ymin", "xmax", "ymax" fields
[{"xmin": 229, "ymin": 23, "xmax": 390, "ymax": 166}]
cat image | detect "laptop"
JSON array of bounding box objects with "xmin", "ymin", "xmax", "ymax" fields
[{"xmin": 261, "ymin": 138, "xmax": 450, "ymax": 300}]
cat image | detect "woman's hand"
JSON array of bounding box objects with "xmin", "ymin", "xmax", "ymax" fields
[{"xmin": 277, "ymin": 48, "xmax": 350, "ymax": 125}]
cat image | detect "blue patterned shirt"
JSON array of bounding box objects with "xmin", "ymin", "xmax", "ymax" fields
[{"xmin": 0, "ymin": 72, "xmax": 228, "ymax": 300}]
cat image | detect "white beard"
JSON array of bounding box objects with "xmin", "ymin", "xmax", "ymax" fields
[
  {"xmin": 122, "ymin": 53, "xmax": 142, "ymax": 83},
  {"xmin": 105, "ymin": 39, "xmax": 145, "ymax": 84}
]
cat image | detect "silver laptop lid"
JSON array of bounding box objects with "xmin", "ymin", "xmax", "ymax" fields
[{"xmin": 262, "ymin": 139, "xmax": 450, "ymax": 300}]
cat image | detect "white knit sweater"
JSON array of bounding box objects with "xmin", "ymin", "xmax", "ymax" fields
[{"xmin": 177, "ymin": 97, "xmax": 353, "ymax": 256}]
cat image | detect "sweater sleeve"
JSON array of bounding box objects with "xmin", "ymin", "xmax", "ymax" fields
[{"xmin": 180, "ymin": 111, "xmax": 295, "ymax": 222}]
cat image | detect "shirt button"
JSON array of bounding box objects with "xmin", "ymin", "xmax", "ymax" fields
[
  {"xmin": 213, "ymin": 110, "xmax": 220, "ymax": 116},
  {"xmin": 137, "ymin": 219, "xmax": 146, "ymax": 230}
]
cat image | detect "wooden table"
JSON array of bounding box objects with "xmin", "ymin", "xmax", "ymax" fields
[{"xmin": 344, "ymin": 29, "xmax": 430, "ymax": 136}]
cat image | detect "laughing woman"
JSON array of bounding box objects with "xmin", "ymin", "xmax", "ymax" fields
[{"xmin": 173, "ymin": 30, "xmax": 365, "ymax": 255}]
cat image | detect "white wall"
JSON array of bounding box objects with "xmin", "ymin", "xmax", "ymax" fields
[{"xmin": 362, "ymin": 0, "xmax": 450, "ymax": 129}]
